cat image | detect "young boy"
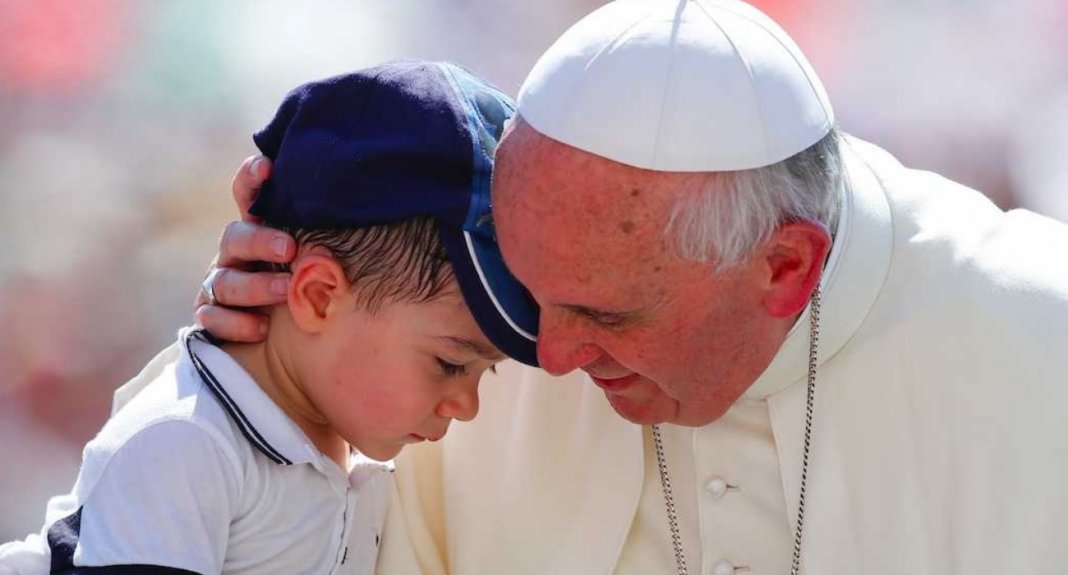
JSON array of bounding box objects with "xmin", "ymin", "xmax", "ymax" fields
[{"xmin": 0, "ymin": 60, "xmax": 539, "ymax": 575}]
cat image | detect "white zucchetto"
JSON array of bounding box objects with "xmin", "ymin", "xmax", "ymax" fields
[{"xmin": 517, "ymin": 0, "xmax": 835, "ymax": 171}]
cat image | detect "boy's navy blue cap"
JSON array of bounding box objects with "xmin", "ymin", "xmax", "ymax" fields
[{"xmin": 249, "ymin": 60, "xmax": 539, "ymax": 366}]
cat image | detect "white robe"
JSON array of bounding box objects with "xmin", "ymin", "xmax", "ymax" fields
[{"xmin": 374, "ymin": 137, "xmax": 1068, "ymax": 574}]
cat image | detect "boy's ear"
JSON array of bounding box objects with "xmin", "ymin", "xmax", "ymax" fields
[
  {"xmin": 288, "ymin": 253, "xmax": 352, "ymax": 332},
  {"xmin": 759, "ymin": 220, "xmax": 831, "ymax": 318}
]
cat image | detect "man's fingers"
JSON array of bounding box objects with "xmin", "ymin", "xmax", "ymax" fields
[
  {"xmin": 210, "ymin": 268, "xmax": 291, "ymax": 308},
  {"xmin": 194, "ymin": 277, "xmax": 211, "ymax": 309},
  {"xmin": 195, "ymin": 304, "xmax": 269, "ymax": 343},
  {"xmin": 231, "ymin": 155, "xmax": 274, "ymax": 223},
  {"xmin": 200, "ymin": 154, "xmax": 288, "ymax": 345},
  {"xmin": 217, "ymin": 220, "xmax": 296, "ymax": 267}
]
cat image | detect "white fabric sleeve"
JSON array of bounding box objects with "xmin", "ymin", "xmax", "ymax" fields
[
  {"xmin": 63, "ymin": 420, "xmax": 242, "ymax": 575},
  {"xmin": 0, "ymin": 533, "xmax": 49, "ymax": 575}
]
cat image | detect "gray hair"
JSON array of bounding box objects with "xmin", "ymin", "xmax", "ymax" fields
[{"xmin": 665, "ymin": 128, "xmax": 843, "ymax": 270}]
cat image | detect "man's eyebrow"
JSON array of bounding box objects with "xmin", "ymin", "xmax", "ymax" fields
[
  {"xmin": 436, "ymin": 336, "xmax": 506, "ymax": 361},
  {"xmin": 560, "ymin": 304, "xmax": 635, "ymax": 322}
]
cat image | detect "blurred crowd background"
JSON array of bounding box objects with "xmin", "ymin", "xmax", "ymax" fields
[{"xmin": 1, "ymin": 0, "xmax": 1066, "ymax": 540}]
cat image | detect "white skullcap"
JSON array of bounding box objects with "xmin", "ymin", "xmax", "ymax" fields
[{"xmin": 517, "ymin": 0, "xmax": 835, "ymax": 172}]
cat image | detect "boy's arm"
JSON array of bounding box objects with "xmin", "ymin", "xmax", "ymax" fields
[
  {"xmin": 46, "ymin": 421, "xmax": 240, "ymax": 575},
  {"xmin": 0, "ymin": 533, "xmax": 49, "ymax": 575}
]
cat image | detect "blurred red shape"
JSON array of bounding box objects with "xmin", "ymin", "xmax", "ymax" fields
[{"xmin": 0, "ymin": 0, "xmax": 129, "ymax": 95}]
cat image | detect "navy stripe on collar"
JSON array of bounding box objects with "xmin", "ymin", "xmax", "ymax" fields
[{"xmin": 184, "ymin": 330, "xmax": 293, "ymax": 465}]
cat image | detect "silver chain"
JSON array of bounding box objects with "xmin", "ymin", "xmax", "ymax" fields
[
  {"xmin": 653, "ymin": 285, "xmax": 821, "ymax": 575},
  {"xmin": 652, "ymin": 423, "xmax": 689, "ymax": 574}
]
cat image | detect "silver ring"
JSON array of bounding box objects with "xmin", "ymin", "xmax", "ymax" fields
[{"xmin": 201, "ymin": 268, "xmax": 221, "ymax": 306}]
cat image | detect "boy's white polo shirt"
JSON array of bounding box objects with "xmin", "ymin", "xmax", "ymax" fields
[{"xmin": 36, "ymin": 329, "xmax": 392, "ymax": 575}]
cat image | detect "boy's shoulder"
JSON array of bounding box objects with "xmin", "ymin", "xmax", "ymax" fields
[
  {"xmin": 98, "ymin": 329, "xmax": 317, "ymax": 475},
  {"xmin": 99, "ymin": 345, "xmax": 236, "ymax": 454},
  {"xmin": 75, "ymin": 339, "xmax": 249, "ymax": 496}
]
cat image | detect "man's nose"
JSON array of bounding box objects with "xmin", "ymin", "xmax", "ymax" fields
[{"xmin": 536, "ymin": 313, "xmax": 602, "ymax": 376}]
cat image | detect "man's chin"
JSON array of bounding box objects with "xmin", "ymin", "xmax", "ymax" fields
[{"xmin": 604, "ymin": 391, "xmax": 677, "ymax": 425}]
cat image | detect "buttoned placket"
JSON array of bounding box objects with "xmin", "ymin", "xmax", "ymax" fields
[
  {"xmin": 690, "ymin": 398, "xmax": 791, "ymax": 575},
  {"xmin": 303, "ymin": 445, "xmax": 357, "ymax": 575},
  {"xmin": 693, "ymin": 428, "xmax": 749, "ymax": 575},
  {"xmin": 335, "ymin": 491, "xmax": 356, "ymax": 574},
  {"xmin": 701, "ymin": 473, "xmax": 747, "ymax": 573}
]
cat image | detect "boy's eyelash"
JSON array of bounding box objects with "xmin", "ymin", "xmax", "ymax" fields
[{"xmin": 436, "ymin": 358, "xmax": 468, "ymax": 377}]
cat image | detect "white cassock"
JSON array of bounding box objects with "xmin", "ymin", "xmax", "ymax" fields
[{"xmin": 375, "ymin": 136, "xmax": 1068, "ymax": 575}]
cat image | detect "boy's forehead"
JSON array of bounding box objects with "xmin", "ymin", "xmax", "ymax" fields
[
  {"xmin": 413, "ymin": 290, "xmax": 504, "ymax": 359},
  {"xmin": 434, "ymin": 334, "xmax": 505, "ymax": 361}
]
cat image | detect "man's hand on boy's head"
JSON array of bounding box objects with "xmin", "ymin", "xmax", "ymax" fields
[
  {"xmin": 233, "ymin": 155, "xmax": 271, "ymax": 223},
  {"xmin": 194, "ymin": 155, "xmax": 297, "ymax": 342}
]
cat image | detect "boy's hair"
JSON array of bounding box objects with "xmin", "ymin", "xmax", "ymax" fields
[{"xmin": 274, "ymin": 217, "xmax": 455, "ymax": 313}]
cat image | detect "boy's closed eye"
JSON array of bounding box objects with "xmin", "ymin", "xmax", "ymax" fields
[
  {"xmin": 436, "ymin": 357, "xmax": 469, "ymax": 377},
  {"xmin": 435, "ymin": 356, "xmax": 499, "ymax": 377},
  {"xmin": 433, "ymin": 335, "xmax": 504, "ymax": 376}
]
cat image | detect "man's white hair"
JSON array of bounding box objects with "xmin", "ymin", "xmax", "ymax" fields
[{"xmin": 665, "ymin": 128, "xmax": 843, "ymax": 270}]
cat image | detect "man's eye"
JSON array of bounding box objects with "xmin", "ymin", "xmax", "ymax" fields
[
  {"xmin": 436, "ymin": 358, "xmax": 468, "ymax": 377},
  {"xmin": 586, "ymin": 312, "xmax": 626, "ymax": 328}
]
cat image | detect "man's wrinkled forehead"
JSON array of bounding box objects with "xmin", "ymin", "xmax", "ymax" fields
[
  {"xmin": 497, "ymin": 131, "xmax": 609, "ymax": 222},
  {"xmin": 493, "ymin": 123, "xmax": 681, "ymax": 281},
  {"xmin": 496, "ymin": 119, "xmax": 685, "ymax": 224},
  {"xmin": 493, "ymin": 117, "xmax": 553, "ymax": 193}
]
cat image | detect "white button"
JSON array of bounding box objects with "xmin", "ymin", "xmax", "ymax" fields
[
  {"xmin": 705, "ymin": 476, "xmax": 729, "ymax": 499},
  {"xmin": 711, "ymin": 559, "xmax": 735, "ymax": 575}
]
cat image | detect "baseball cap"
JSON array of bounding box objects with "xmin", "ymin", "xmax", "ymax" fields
[
  {"xmin": 517, "ymin": 0, "xmax": 835, "ymax": 172},
  {"xmin": 249, "ymin": 60, "xmax": 539, "ymax": 366}
]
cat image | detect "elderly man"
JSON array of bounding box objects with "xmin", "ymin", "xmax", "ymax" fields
[{"xmin": 147, "ymin": 1, "xmax": 1068, "ymax": 574}]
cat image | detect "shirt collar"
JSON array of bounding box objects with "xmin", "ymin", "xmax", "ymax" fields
[
  {"xmin": 743, "ymin": 136, "xmax": 894, "ymax": 399},
  {"xmin": 179, "ymin": 328, "xmax": 318, "ymax": 466}
]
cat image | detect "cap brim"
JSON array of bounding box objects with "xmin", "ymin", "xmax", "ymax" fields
[{"xmin": 439, "ymin": 227, "xmax": 540, "ymax": 367}]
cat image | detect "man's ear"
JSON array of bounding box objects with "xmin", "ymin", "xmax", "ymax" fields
[
  {"xmin": 759, "ymin": 221, "xmax": 831, "ymax": 318},
  {"xmin": 288, "ymin": 253, "xmax": 352, "ymax": 333}
]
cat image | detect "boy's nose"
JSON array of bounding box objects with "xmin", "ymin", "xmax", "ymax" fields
[{"xmin": 437, "ymin": 387, "xmax": 480, "ymax": 422}]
